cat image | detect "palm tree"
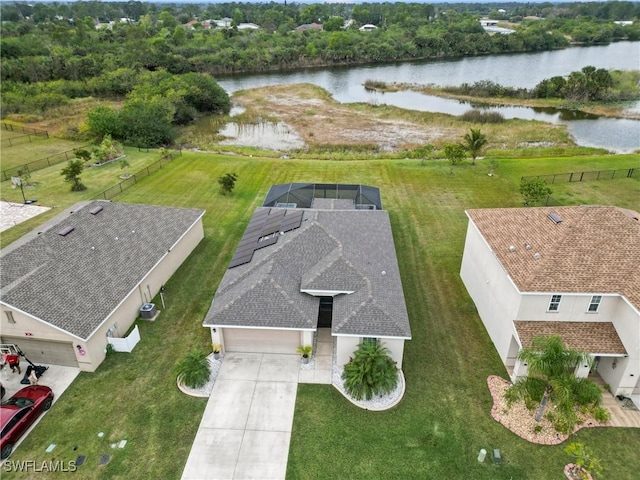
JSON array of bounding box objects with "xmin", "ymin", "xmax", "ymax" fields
[
  {"xmin": 506, "ymin": 335, "xmax": 603, "ymax": 431},
  {"xmin": 462, "ymin": 128, "xmax": 488, "ymax": 165},
  {"xmin": 342, "ymin": 341, "xmax": 398, "ymax": 401}
]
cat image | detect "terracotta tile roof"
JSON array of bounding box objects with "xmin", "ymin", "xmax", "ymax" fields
[
  {"xmin": 514, "ymin": 321, "xmax": 627, "ymax": 355},
  {"xmin": 466, "ymin": 206, "xmax": 640, "ymax": 311}
]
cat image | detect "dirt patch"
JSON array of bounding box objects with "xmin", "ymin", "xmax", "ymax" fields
[{"xmin": 232, "ymin": 84, "xmax": 458, "ymax": 150}]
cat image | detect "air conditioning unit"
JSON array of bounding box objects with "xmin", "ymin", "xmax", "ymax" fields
[{"xmin": 140, "ymin": 303, "xmax": 156, "ymax": 319}]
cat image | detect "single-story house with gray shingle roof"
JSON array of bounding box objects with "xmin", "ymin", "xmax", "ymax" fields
[
  {"xmin": 1, "ymin": 201, "xmax": 205, "ymax": 372},
  {"xmin": 203, "ymin": 184, "xmax": 411, "ymax": 368},
  {"xmin": 460, "ymin": 205, "xmax": 640, "ymax": 402}
]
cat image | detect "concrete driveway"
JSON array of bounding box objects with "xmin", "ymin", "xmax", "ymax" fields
[{"xmin": 181, "ymin": 353, "xmax": 299, "ymax": 480}]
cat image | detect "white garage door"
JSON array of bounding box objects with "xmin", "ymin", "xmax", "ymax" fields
[
  {"xmin": 1, "ymin": 336, "xmax": 78, "ymax": 367},
  {"xmin": 223, "ymin": 328, "xmax": 301, "ymax": 354}
]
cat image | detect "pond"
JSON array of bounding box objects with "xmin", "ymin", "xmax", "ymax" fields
[{"xmin": 218, "ymin": 42, "xmax": 640, "ymax": 152}]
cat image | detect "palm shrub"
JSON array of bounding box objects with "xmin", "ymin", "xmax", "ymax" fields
[
  {"xmin": 174, "ymin": 349, "xmax": 211, "ymax": 389},
  {"xmin": 342, "ymin": 342, "xmax": 398, "ymax": 401},
  {"xmin": 506, "ymin": 335, "xmax": 605, "ymax": 433},
  {"xmin": 462, "ymin": 128, "xmax": 488, "ymax": 165}
]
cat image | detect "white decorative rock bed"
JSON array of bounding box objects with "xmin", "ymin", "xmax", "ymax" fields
[
  {"xmin": 176, "ymin": 353, "xmax": 223, "ymax": 398},
  {"xmin": 332, "ymin": 365, "xmax": 406, "ymax": 411}
]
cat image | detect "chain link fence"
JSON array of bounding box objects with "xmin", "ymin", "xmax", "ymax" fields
[
  {"xmin": 522, "ymin": 167, "xmax": 637, "ymax": 184},
  {"xmin": 1, "ymin": 144, "xmax": 94, "ymax": 182},
  {"xmin": 93, "ymin": 150, "xmax": 182, "ymax": 201}
]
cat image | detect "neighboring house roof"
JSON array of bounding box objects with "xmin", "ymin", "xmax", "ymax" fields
[
  {"xmin": 295, "ymin": 23, "xmax": 323, "ymax": 31},
  {"xmin": 204, "ymin": 206, "xmax": 411, "ymax": 338},
  {"xmin": 466, "ymin": 206, "xmax": 640, "ymax": 311},
  {"xmin": 1, "ymin": 201, "xmax": 205, "ymax": 340},
  {"xmin": 514, "ymin": 321, "xmax": 627, "ymax": 355}
]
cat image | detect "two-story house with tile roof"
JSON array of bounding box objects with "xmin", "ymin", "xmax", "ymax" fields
[{"xmin": 460, "ymin": 206, "xmax": 639, "ymax": 403}]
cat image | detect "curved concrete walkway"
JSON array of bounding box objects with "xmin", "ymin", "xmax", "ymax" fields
[{"xmin": 181, "ymin": 353, "xmax": 299, "ymax": 480}]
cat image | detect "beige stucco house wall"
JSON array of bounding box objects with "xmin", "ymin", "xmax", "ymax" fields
[
  {"xmin": 460, "ymin": 206, "xmax": 640, "ymax": 400},
  {"xmin": 1, "ymin": 201, "xmax": 205, "ymax": 372}
]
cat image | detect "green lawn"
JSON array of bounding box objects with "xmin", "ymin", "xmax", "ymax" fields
[
  {"xmin": 0, "ymin": 133, "xmax": 88, "ymax": 173},
  {"xmin": 3, "ymin": 152, "xmax": 640, "ymax": 479},
  {"xmin": 0, "ymin": 147, "xmax": 174, "ymax": 247}
]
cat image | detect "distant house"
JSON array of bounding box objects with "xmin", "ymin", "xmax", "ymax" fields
[
  {"xmin": 203, "ymin": 184, "xmax": 411, "ymax": 368},
  {"xmin": 460, "ymin": 206, "xmax": 640, "ymax": 403},
  {"xmin": 479, "ymin": 19, "xmax": 499, "ymax": 27},
  {"xmin": 614, "ymin": 21, "xmax": 634, "ymax": 26},
  {"xmin": 213, "ymin": 18, "xmax": 232, "ymax": 28},
  {"xmin": 1, "ymin": 201, "xmax": 205, "ymax": 372},
  {"xmin": 359, "ymin": 24, "xmax": 378, "ymax": 31},
  {"xmin": 295, "ymin": 23, "xmax": 323, "ymax": 32},
  {"xmin": 237, "ymin": 23, "xmax": 260, "ymax": 30}
]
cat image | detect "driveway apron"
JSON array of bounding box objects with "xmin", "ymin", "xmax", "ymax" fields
[{"xmin": 181, "ymin": 353, "xmax": 299, "ymax": 480}]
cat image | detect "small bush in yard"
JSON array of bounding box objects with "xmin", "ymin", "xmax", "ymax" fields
[{"xmin": 174, "ymin": 349, "xmax": 210, "ymax": 389}]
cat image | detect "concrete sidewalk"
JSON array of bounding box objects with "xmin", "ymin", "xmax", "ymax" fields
[{"xmin": 181, "ymin": 353, "xmax": 299, "ymax": 480}]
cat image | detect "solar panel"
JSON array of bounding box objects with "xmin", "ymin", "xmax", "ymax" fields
[
  {"xmin": 255, "ymin": 235, "xmax": 279, "ymax": 250},
  {"xmin": 280, "ymin": 211, "xmax": 303, "ymax": 232},
  {"xmin": 228, "ymin": 208, "xmax": 304, "ymax": 269}
]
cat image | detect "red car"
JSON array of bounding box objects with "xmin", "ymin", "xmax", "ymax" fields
[{"xmin": 1, "ymin": 385, "xmax": 54, "ymax": 459}]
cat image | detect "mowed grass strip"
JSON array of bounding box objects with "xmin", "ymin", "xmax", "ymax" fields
[
  {"xmin": 3, "ymin": 153, "xmax": 640, "ymax": 479},
  {"xmin": 0, "ymin": 134, "xmax": 87, "ymax": 172}
]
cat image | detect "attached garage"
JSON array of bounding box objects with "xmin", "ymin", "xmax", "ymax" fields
[
  {"xmin": 222, "ymin": 328, "xmax": 301, "ymax": 354},
  {"xmin": 1, "ymin": 336, "xmax": 78, "ymax": 368}
]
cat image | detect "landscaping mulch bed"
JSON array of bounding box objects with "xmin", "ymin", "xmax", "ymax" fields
[{"xmin": 487, "ymin": 375, "xmax": 610, "ymax": 445}]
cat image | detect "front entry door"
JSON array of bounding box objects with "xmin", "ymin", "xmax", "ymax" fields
[{"xmin": 317, "ymin": 297, "xmax": 333, "ymax": 328}]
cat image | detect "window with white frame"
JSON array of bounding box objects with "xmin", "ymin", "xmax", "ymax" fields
[
  {"xmin": 548, "ymin": 295, "xmax": 562, "ymax": 312},
  {"xmin": 588, "ymin": 295, "xmax": 602, "ymax": 312}
]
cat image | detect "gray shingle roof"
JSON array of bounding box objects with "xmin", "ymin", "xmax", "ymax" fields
[
  {"xmin": 1, "ymin": 201, "xmax": 205, "ymax": 340},
  {"xmin": 204, "ymin": 207, "xmax": 411, "ymax": 338}
]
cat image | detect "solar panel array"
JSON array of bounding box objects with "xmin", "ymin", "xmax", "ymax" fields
[{"xmin": 229, "ymin": 208, "xmax": 304, "ymax": 268}]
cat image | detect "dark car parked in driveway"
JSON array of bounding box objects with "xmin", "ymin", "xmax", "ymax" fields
[{"xmin": 1, "ymin": 385, "xmax": 54, "ymax": 459}]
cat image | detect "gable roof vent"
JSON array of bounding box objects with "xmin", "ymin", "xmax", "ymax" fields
[
  {"xmin": 58, "ymin": 225, "xmax": 75, "ymax": 236},
  {"xmin": 547, "ymin": 212, "xmax": 563, "ymax": 224},
  {"xmin": 90, "ymin": 205, "xmax": 104, "ymax": 215}
]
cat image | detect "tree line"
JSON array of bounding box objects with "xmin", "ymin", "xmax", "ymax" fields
[
  {"xmin": 443, "ymin": 67, "xmax": 640, "ymax": 102},
  {"xmin": 2, "ymin": 2, "xmax": 639, "ymax": 146},
  {"xmin": 2, "ymin": 2, "xmax": 638, "ymax": 85}
]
